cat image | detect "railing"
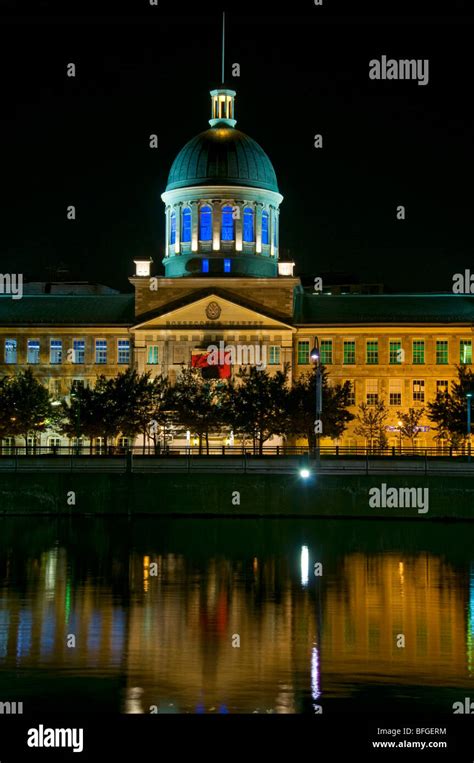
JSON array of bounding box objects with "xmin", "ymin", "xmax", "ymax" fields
[{"xmin": 0, "ymin": 444, "xmax": 470, "ymax": 459}]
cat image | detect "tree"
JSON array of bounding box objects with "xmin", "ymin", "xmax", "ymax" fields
[
  {"xmin": 2, "ymin": 370, "xmax": 58, "ymax": 451},
  {"xmin": 61, "ymin": 375, "xmax": 121, "ymax": 450},
  {"xmin": 144, "ymin": 375, "xmax": 174, "ymax": 453},
  {"xmin": 427, "ymin": 365, "xmax": 474, "ymax": 449},
  {"xmin": 223, "ymin": 366, "xmax": 290, "ymax": 454},
  {"xmin": 397, "ymin": 407, "xmax": 425, "ymax": 449},
  {"xmin": 288, "ymin": 368, "xmax": 354, "ymax": 449},
  {"xmin": 111, "ymin": 369, "xmax": 156, "ymax": 449},
  {"xmin": 173, "ymin": 368, "xmax": 223, "ymax": 454},
  {"xmin": 354, "ymin": 400, "xmax": 389, "ymax": 452}
]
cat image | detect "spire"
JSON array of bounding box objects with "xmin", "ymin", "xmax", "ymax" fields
[
  {"xmin": 209, "ymin": 13, "xmax": 236, "ymax": 128},
  {"xmin": 222, "ymin": 11, "xmax": 225, "ymax": 85}
]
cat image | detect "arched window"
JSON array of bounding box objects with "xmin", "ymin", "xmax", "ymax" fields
[
  {"xmin": 200, "ymin": 205, "xmax": 212, "ymax": 241},
  {"xmin": 182, "ymin": 208, "xmax": 191, "ymax": 243},
  {"xmin": 262, "ymin": 210, "xmax": 269, "ymax": 245},
  {"xmin": 221, "ymin": 206, "xmax": 234, "ymax": 241},
  {"xmin": 170, "ymin": 211, "xmax": 176, "ymax": 245},
  {"xmin": 243, "ymin": 207, "xmax": 254, "ymax": 243}
]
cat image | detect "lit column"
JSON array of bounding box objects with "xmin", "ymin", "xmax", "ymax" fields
[
  {"xmin": 255, "ymin": 203, "xmax": 263, "ymax": 254},
  {"xmin": 175, "ymin": 203, "xmax": 181, "ymax": 255},
  {"xmin": 273, "ymin": 208, "xmax": 279, "ymax": 258},
  {"xmin": 213, "ymin": 201, "xmax": 220, "ymax": 251},
  {"xmin": 269, "ymin": 206, "xmax": 274, "ymax": 258},
  {"xmin": 191, "ymin": 201, "xmax": 199, "ymax": 252},
  {"xmin": 235, "ymin": 201, "xmax": 243, "ymax": 252},
  {"xmin": 165, "ymin": 207, "xmax": 170, "ymax": 258}
]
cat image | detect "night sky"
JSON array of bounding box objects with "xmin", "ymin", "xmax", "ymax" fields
[{"xmin": 1, "ymin": 0, "xmax": 473, "ymax": 293}]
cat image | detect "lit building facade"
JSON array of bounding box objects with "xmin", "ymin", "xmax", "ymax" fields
[{"xmin": 0, "ymin": 87, "xmax": 473, "ymax": 450}]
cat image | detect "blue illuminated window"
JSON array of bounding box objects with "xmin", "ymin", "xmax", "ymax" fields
[
  {"xmin": 224, "ymin": 259, "xmax": 231, "ymax": 273},
  {"xmin": 200, "ymin": 205, "xmax": 212, "ymax": 241},
  {"xmin": 182, "ymin": 208, "xmax": 191, "ymax": 243},
  {"xmin": 50, "ymin": 339, "xmax": 62, "ymax": 365},
  {"xmin": 262, "ymin": 210, "xmax": 269, "ymax": 245},
  {"xmin": 73, "ymin": 339, "xmax": 85, "ymax": 364},
  {"xmin": 170, "ymin": 211, "xmax": 176, "ymax": 245},
  {"xmin": 5, "ymin": 339, "xmax": 17, "ymax": 364},
  {"xmin": 95, "ymin": 339, "xmax": 107, "ymax": 365},
  {"xmin": 27, "ymin": 339, "xmax": 40, "ymax": 364},
  {"xmin": 243, "ymin": 207, "xmax": 254, "ymax": 242},
  {"xmin": 202, "ymin": 259, "xmax": 209, "ymax": 273},
  {"xmin": 118, "ymin": 339, "xmax": 130, "ymax": 365},
  {"xmin": 221, "ymin": 206, "xmax": 234, "ymax": 241}
]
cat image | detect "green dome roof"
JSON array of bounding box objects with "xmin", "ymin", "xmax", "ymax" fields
[{"xmin": 165, "ymin": 126, "xmax": 279, "ymax": 193}]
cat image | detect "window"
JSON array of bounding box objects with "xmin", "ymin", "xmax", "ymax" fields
[
  {"xmin": 243, "ymin": 207, "xmax": 254, "ymax": 242},
  {"xmin": 436, "ymin": 380, "xmax": 448, "ymax": 395},
  {"xmin": 262, "ymin": 211, "xmax": 269, "ymax": 245},
  {"xmin": 221, "ymin": 206, "xmax": 234, "ymax": 241},
  {"xmin": 50, "ymin": 340, "xmax": 62, "ymax": 365},
  {"xmin": 366, "ymin": 379, "xmax": 378, "ymax": 405},
  {"xmin": 199, "ymin": 205, "xmax": 212, "ymax": 241},
  {"xmin": 413, "ymin": 379, "xmax": 425, "ymax": 402},
  {"xmin": 366, "ymin": 340, "xmax": 379, "ymax": 365},
  {"xmin": 298, "ymin": 341, "xmax": 310, "ymax": 365},
  {"xmin": 436, "ymin": 340, "xmax": 448, "ymax": 364},
  {"xmin": 202, "ymin": 259, "xmax": 209, "ymax": 274},
  {"xmin": 412, "ymin": 340, "xmax": 425, "ymax": 365},
  {"xmin": 182, "ymin": 208, "xmax": 191, "ymax": 243},
  {"xmin": 147, "ymin": 346, "xmax": 159, "ymax": 365},
  {"xmin": 389, "ymin": 379, "xmax": 402, "ymax": 406},
  {"xmin": 27, "ymin": 339, "xmax": 40, "ymax": 364},
  {"xmin": 343, "ymin": 340, "xmax": 356, "ymax": 365},
  {"xmin": 5, "ymin": 339, "xmax": 17, "ymax": 364},
  {"xmin": 170, "ymin": 211, "xmax": 176, "ymax": 245},
  {"xmin": 73, "ymin": 339, "xmax": 85, "ymax": 365},
  {"xmin": 320, "ymin": 340, "xmax": 333, "ymax": 364},
  {"xmin": 118, "ymin": 339, "xmax": 130, "ymax": 365},
  {"xmin": 460, "ymin": 340, "xmax": 472, "ymax": 365},
  {"xmin": 346, "ymin": 381, "xmax": 355, "ymax": 406},
  {"xmin": 389, "ymin": 340, "xmax": 402, "ymax": 364},
  {"xmin": 224, "ymin": 258, "xmax": 231, "ymax": 273},
  {"xmin": 95, "ymin": 339, "xmax": 107, "ymax": 364},
  {"xmin": 269, "ymin": 346, "xmax": 281, "ymax": 365}
]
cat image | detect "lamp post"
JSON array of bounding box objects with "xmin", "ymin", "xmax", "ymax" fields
[
  {"xmin": 397, "ymin": 420, "xmax": 403, "ymax": 455},
  {"xmin": 71, "ymin": 384, "xmax": 81, "ymax": 456},
  {"xmin": 467, "ymin": 391, "xmax": 473, "ymax": 463},
  {"xmin": 310, "ymin": 338, "xmax": 322, "ymax": 465}
]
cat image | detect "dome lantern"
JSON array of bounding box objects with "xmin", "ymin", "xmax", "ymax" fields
[{"xmin": 209, "ymin": 87, "xmax": 236, "ymax": 128}]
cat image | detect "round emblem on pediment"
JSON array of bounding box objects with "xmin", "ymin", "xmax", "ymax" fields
[{"xmin": 206, "ymin": 301, "xmax": 221, "ymax": 320}]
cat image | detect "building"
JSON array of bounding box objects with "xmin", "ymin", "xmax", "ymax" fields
[{"xmin": 0, "ymin": 86, "xmax": 473, "ymax": 451}]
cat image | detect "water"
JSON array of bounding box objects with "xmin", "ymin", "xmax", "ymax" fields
[{"xmin": 0, "ymin": 517, "xmax": 472, "ymax": 715}]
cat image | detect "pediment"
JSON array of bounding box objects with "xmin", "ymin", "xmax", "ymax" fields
[{"xmin": 132, "ymin": 292, "xmax": 295, "ymax": 331}]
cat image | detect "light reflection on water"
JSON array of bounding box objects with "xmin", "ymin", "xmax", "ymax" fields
[{"xmin": 0, "ymin": 517, "xmax": 472, "ymax": 714}]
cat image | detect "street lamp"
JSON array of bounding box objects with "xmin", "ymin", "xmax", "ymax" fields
[
  {"xmin": 70, "ymin": 384, "xmax": 81, "ymax": 455},
  {"xmin": 397, "ymin": 420, "xmax": 403, "ymax": 455},
  {"xmin": 467, "ymin": 391, "xmax": 473, "ymax": 463},
  {"xmin": 310, "ymin": 338, "xmax": 322, "ymax": 464}
]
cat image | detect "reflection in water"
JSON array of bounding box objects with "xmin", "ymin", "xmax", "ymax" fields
[{"xmin": 0, "ymin": 518, "xmax": 472, "ymax": 713}]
